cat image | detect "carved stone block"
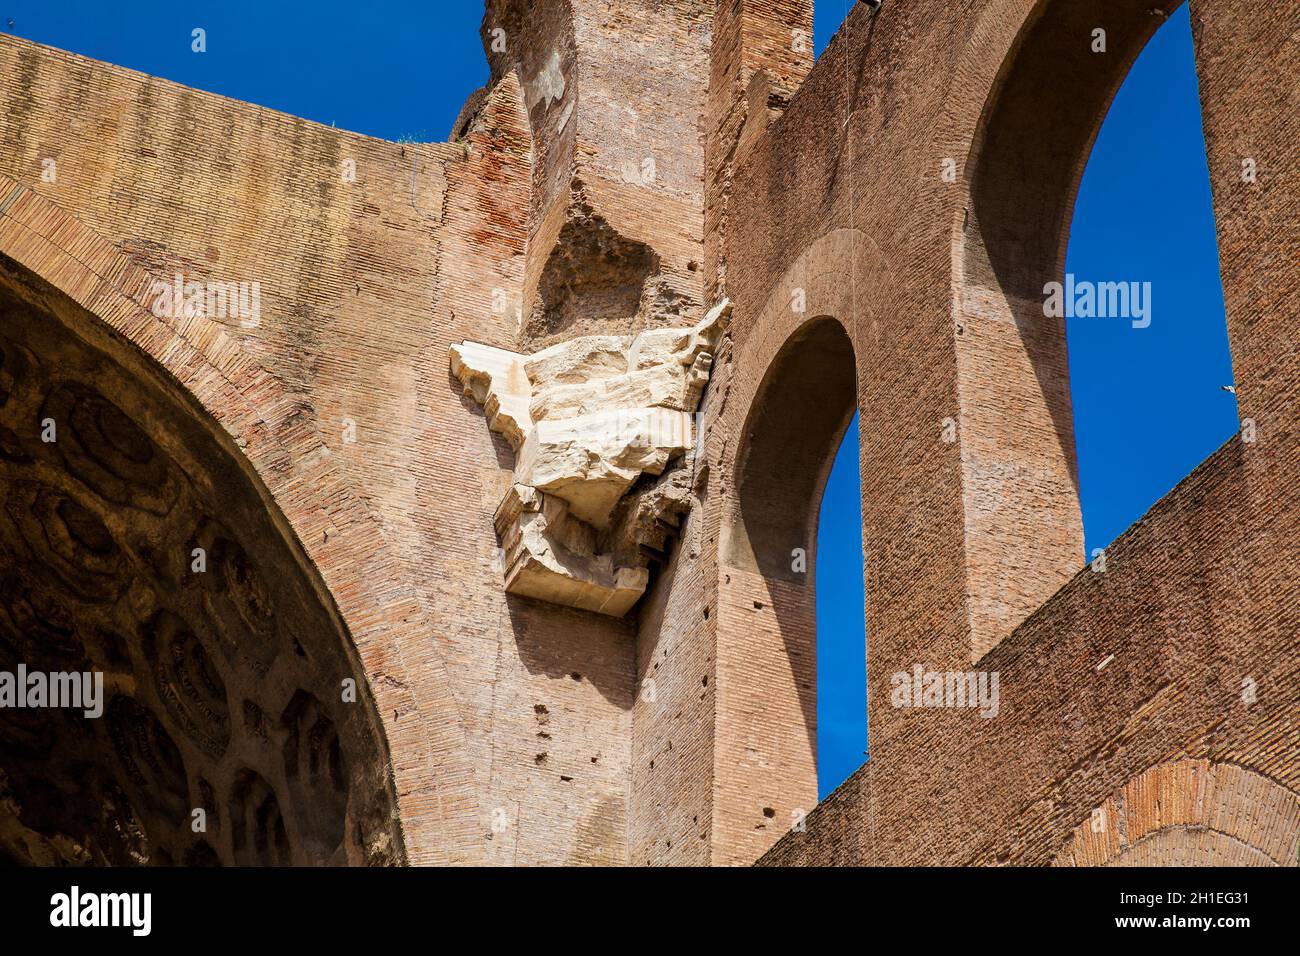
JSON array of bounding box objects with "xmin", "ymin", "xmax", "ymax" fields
[{"xmin": 452, "ymin": 299, "xmax": 730, "ymax": 615}]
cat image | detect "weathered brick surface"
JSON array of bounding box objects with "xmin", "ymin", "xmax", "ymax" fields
[
  {"xmin": 0, "ymin": 0, "xmax": 1294, "ymax": 867},
  {"xmin": 709, "ymin": 0, "xmax": 1298, "ymax": 865},
  {"xmin": 1054, "ymin": 760, "xmax": 1300, "ymax": 866},
  {"xmin": 482, "ymin": 0, "xmax": 711, "ymax": 350},
  {"xmin": 762, "ymin": 435, "xmax": 1299, "ymax": 864},
  {"xmin": 0, "ymin": 34, "xmax": 636, "ymax": 865}
]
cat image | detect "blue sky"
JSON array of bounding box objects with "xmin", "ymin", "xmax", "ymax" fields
[
  {"xmin": 8, "ymin": 2, "xmax": 1235, "ymax": 800},
  {"xmin": 4, "ymin": 1, "xmax": 487, "ymax": 141}
]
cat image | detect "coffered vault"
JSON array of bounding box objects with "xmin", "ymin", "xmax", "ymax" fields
[{"xmin": 0, "ymin": 0, "xmax": 1295, "ymax": 867}]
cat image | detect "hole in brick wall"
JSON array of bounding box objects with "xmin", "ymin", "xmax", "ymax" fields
[{"xmin": 527, "ymin": 209, "xmax": 662, "ymax": 344}]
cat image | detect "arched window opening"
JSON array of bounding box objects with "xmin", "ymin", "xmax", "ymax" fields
[
  {"xmin": 724, "ymin": 316, "xmax": 860, "ymax": 806},
  {"xmin": 815, "ymin": 411, "xmax": 867, "ymax": 799},
  {"xmin": 956, "ymin": 0, "xmax": 1238, "ymax": 654},
  {"xmin": 1065, "ymin": 4, "xmax": 1236, "ymax": 554},
  {"xmin": 807, "ymin": 3, "xmax": 1236, "ymax": 749}
]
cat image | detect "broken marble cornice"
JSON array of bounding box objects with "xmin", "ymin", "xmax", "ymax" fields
[
  {"xmin": 452, "ymin": 299, "xmax": 731, "ymax": 616},
  {"xmin": 493, "ymin": 484, "xmax": 649, "ymax": 617},
  {"xmin": 449, "ymin": 342, "xmax": 532, "ymax": 449},
  {"xmin": 530, "ymin": 50, "xmax": 567, "ymax": 111}
]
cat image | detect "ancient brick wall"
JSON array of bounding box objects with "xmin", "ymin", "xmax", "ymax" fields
[
  {"xmin": 762, "ymin": 434, "xmax": 1299, "ymax": 864},
  {"xmin": 723, "ymin": 0, "xmax": 1299, "ymax": 865},
  {"xmin": 0, "ymin": 0, "xmax": 726, "ymax": 866},
  {"xmin": 0, "ymin": 0, "xmax": 1294, "ymax": 868},
  {"xmin": 0, "ymin": 34, "xmax": 638, "ymax": 865},
  {"xmin": 482, "ymin": 0, "xmax": 712, "ymax": 350}
]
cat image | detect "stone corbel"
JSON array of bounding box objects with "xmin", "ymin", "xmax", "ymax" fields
[{"xmin": 452, "ymin": 300, "xmax": 730, "ymax": 616}]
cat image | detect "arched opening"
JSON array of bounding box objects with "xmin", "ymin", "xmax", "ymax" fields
[
  {"xmin": 0, "ymin": 256, "xmax": 402, "ymax": 866},
  {"xmin": 1064, "ymin": 4, "xmax": 1237, "ymax": 554},
  {"xmin": 728, "ymin": 318, "xmax": 857, "ymax": 583},
  {"xmin": 955, "ymin": 0, "xmax": 1235, "ymax": 656},
  {"xmin": 723, "ymin": 315, "xmax": 859, "ymax": 806},
  {"xmin": 814, "ymin": 411, "xmax": 866, "ymax": 798}
]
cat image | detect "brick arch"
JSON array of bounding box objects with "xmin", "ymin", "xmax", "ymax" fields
[
  {"xmin": 0, "ymin": 178, "xmax": 478, "ymax": 864},
  {"xmin": 724, "ymin": 315, "xmax": 856, "ymax": 581},
  {"xmin": 720, "ymin": 228, "xmax": 882, "ymax": 576},
  {"xmin": 940, "ymin": 0, "xmax": 1190, "ymax": 656},
  {"xmin": 1053, "ymin": 759, "xmax": 1300, "ymax": 866},
  {"xmin": 711, "ymin": 227, "xmax": 891, "ymax": 866},
  {"xmin": 953, "ymin": 0, "xmax": 1183, "ymax": 296}
]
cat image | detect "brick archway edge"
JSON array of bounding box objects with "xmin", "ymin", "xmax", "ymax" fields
[{"xmin": 0, "ymin": 177, "xmax": 479, "ymax": 865}]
